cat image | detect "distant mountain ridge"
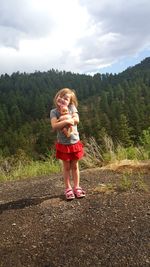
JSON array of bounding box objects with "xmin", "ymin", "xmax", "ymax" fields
[{"xmin": 119, "ymin": 57, "xmax": 150, "ymax": 77}]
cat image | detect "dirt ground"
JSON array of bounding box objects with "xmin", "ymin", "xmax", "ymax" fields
[{"xmin": 0, "ymin": 167, "xmax": 150, "ymax": 267}]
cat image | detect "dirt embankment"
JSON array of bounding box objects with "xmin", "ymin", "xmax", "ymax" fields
[{"xmin": 0, "ymin": 167, "xmax": 150, "ymax": 267}]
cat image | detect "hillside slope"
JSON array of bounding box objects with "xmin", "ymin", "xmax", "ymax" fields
[{"xmin": 0, "ymin": 57, "xmax": 150, "ymax": 157}]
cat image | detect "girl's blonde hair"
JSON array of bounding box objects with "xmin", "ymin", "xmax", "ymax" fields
[{"xmin": 54, "ymin": 88, "xmax": 78, "ymax": 107}]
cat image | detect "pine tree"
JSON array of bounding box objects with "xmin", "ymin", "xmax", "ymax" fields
[{"xmin": 117, "ymin": 114, "xmax": 133, "ymax": 147}]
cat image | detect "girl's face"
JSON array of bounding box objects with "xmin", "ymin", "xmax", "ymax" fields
[{"xmin": 56, "ymin": 93, "xmax": 71, "ymax": 107}]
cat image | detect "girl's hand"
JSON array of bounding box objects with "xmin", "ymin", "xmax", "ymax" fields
[
  {"xmin": 66, "ymin": 118, "xmax": 74, "ymax": 126},
  {"xmin": 72, "ymin": 112, "xmax": 79, "ymax": 125}
]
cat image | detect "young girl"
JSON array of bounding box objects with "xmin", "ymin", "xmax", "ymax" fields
[{"xmin": 50, "ymin": 88, "xmax": 85, "ymax": 200}]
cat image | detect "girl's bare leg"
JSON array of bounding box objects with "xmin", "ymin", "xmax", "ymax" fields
[
  {"xmin": 62, "ymin": 160, "xmax": 72, "ymax": 189},
  {"xmin": 71, "ymin": 160, "xmax": 80, "ymax": 188}
]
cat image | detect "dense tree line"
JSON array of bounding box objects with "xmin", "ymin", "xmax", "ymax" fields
[{"xmin": 0, "ymin": 58, "xmax": 150, "ymax": 158}]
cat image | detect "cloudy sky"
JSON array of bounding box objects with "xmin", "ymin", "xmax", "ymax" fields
[{"xmin": 0, "ymin": 0, "xmax": 150, "ymax": 75}]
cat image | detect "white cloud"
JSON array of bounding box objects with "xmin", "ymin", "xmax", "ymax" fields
[
  {"xmin": 0, "ymin": 0, "xmax": 150, "ymax": 75},
  {"xmin": 78, "ymin": 0, "xmax": 150, "ymax": 70}
]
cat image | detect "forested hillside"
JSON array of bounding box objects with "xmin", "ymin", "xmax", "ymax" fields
[{"xmin": 0, "ymin": 58, "xmax": 150, "ymax": 158}]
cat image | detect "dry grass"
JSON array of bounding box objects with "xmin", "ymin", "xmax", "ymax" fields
[
  {"xmin": 100, "ymin": 159, "xmax": 150, "ymax": 173},
  {"xmin": 92, "ymin": 183, "xmax": 116, "ymax": 194}
]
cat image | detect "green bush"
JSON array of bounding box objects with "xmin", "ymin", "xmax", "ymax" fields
[{"xmin": 140, "ymin": 127, "xmax": 150, "ymax": 146}]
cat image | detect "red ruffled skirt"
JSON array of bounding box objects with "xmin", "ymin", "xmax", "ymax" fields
[{"xmin": 55, "ymin": 141, "xmax": 84, "ymax": 161}]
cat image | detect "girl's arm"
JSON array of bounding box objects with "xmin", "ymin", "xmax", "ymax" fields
[
  {"xmin": 58, "ymin": 114, "xmax": 72, "ymax": 121},
  {"xmin": 51, "ymin": 117, "xmax": 74, "ymax": 131}
]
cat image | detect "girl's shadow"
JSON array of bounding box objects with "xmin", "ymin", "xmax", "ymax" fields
[{"xmin": 0, "ymin": 194, "xmax": 65, "ymax": 214}]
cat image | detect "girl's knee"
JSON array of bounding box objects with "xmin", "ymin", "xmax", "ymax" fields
[
  {"xmin": 71, "ymin": 161, "xmax": 78, "ymax": 171},
  {"xmin": 63, "ymin": 161, "xmax": 71, "ymax": 172}
]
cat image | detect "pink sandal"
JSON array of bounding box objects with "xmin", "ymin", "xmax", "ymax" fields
[
  {"xmin": 74, "ymin": 187, "xmax": 86, "ymax": 198},
  {"xmin": 65, "ymin": 188, "xmax": 75, "ymax": 200}
]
